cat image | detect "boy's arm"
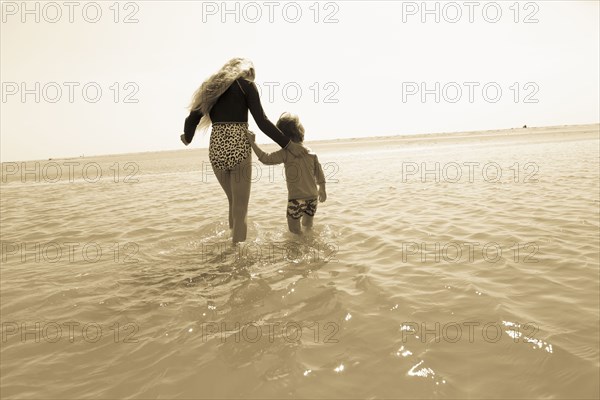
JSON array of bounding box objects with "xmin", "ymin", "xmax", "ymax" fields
[
  {"xmin": 315, "ymin": 155, "xmax": 327, "ymax": 202},
  {"xmin": 250, "ymin": 141, "xmax": 286, "ymax": 165}
]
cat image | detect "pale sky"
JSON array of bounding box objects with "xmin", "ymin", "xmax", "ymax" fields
[{"xmin": 1, "ymin": 0, "xmax": 599, "ymax": 161}]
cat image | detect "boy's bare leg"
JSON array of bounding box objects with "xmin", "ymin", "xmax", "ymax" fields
[
  {"xmin": 302, "ymin": 215, "xmax": 314, "ymax": 229},
  {"xmin": 287, "ymin": 215, "xmax": 302, "ymax": 235}
]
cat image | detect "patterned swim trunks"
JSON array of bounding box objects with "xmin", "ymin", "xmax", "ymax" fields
[
  {"xmin": 287, "ymin": 198, "xmax": 318, "ymax": 219},
  {"xmin": 209, "ymin": 122, "xmax": 252, "ymax": 170}
]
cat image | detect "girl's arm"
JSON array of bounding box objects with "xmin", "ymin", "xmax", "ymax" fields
[
  {"xmin": 239, "ymin": 79, "xmax": 290, "ymax": 148},
  {"xmin": 240, "ymin": 79, "xmax": 307, "ymax": 157},
  {"xmin": 181, "ymin": 109, "xmax": 203, "ymax": 145}
]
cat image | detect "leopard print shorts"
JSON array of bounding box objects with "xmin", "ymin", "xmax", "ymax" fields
[{"xmin": 209, "ymin": 122, "xmax": 252, "ymax": 170}]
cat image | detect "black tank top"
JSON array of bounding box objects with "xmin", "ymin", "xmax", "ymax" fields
[{"xmin": 183, "ymin": 78, "xmax": 289, "ymax": 148}]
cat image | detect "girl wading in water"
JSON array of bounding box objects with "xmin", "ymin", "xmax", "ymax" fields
[{"xmin": 181, "ymin": 58, "xmax": 306, "ymax": 243}]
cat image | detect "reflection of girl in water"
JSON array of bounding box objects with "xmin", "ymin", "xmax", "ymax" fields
[{"xmin": 181, "ymin": 58, "xmax": 306, "ymax": 243}]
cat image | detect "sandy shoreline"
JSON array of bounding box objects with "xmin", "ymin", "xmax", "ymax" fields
[
  {"xmin": 2, "ymin": 123, "xmax": 598, "ymax": 166},
  {"xmin": 2, "ymin": 123, "xmax": 597, "ymax": 187}
]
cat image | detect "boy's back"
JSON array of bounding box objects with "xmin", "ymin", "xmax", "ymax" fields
[
  {"xmin": 246, "ymin": 115, "xmax": 327, "ymax": 234},
  {"xmin": 247, "ymin": 142, "xmax": 325, "ymax": 200}
]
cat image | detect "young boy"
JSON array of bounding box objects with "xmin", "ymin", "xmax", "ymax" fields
[{"xmin": 246, "ymin": 112, "xmax": 327, "ymax": 234}]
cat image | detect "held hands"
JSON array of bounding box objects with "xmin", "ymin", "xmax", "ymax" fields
[{"xmin": 245, "ymin": 131, "xmax": 256, "ymax": 143}]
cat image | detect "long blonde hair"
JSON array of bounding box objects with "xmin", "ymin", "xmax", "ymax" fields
[{"xmin": 189, "ymin": 58, "xmax": 255, "ymax": 132}]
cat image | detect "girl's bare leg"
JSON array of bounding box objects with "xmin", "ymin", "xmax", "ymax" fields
[
  {"xmin": 212, "ymin": 166, "xmax": 234, "ymax": 229},
  {"xmin": 229, "ymin": 155, "xmax": 252, "ymax": 243}
]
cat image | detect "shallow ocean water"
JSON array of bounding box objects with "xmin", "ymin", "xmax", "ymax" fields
[{"xmin": 1, "ymin": 127, "xmax": 599, "ymax": 399}]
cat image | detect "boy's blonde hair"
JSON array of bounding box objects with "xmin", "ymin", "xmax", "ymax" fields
[{"xmin": 276, "ymin": 112, "xmax": 305, "ymax": 143}]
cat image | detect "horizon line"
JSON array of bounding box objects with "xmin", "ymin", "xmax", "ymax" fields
[{"xmin": 2, "ymin": 122, "xmax": 598, "ymax": 164}]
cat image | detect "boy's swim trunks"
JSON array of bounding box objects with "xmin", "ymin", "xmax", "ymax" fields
[{"xmin": 287, "ymin": 198, "xmax": 318, "ymax": 219}]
